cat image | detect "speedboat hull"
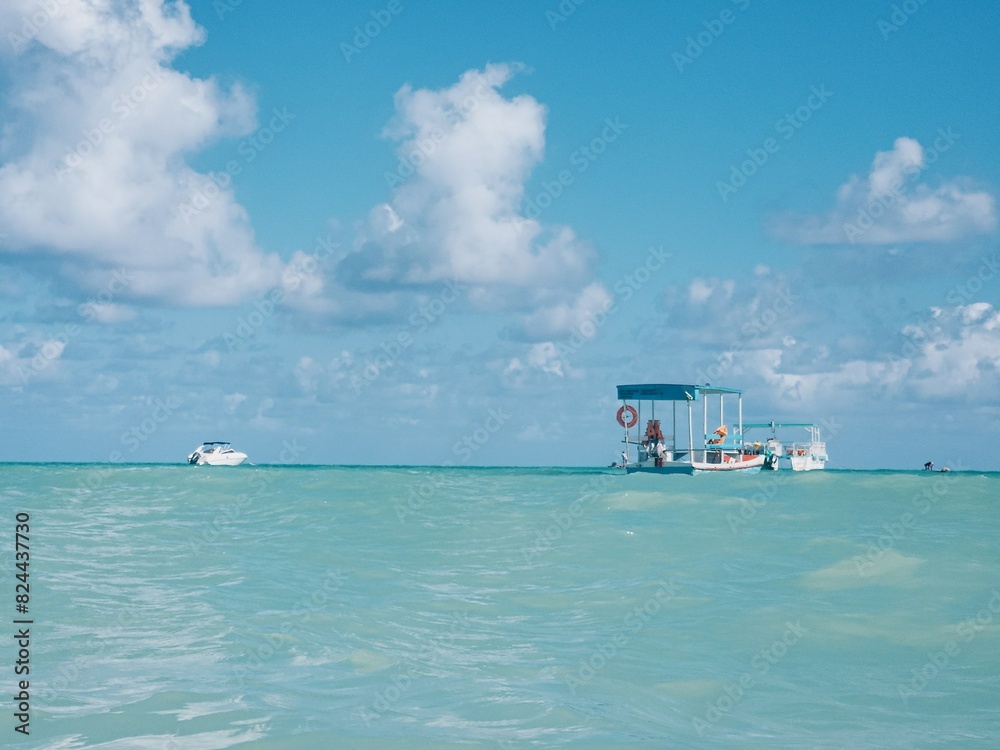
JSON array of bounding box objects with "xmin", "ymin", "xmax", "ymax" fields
[{"xmin": 192, "ymin": 452, "xmax": 247, "ymax": 466}]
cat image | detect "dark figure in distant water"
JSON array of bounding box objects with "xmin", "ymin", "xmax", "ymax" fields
[{"xmin": 924, "ymin": 461, "xmax": 934, "ymax": 470}]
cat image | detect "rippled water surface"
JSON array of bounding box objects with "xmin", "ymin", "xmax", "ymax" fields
[{"xmin": 2, "ymin": 464, "xmax": 999, "ymax": 748}]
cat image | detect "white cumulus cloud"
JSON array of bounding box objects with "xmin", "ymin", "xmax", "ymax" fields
[
  {"xmin": 0, "ymin": 337, "xmax": 66, "ymax": 386},
  {"xmin": 336, "ymin": 63, "xmax": 608, "ymax": 336},
  {"xmin": 767, "ymin": 136, "xmax": 996, "ymax": 245},
  {"xmin": 515, "ymin": 282, "xmax": 612, "ymax": 341},
  {"xmin": 0, "ymin": 0, "xmax": 287, "ymax": 306},
  {"xmin": 740, "ymin": 302, "xmax": 1000, "ymax": 405},
  {"xmin": 903, "ymin": 303, "xmax": 1000, "ymax": 398}
]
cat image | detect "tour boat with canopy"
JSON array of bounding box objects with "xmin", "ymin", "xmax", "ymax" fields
[{"xmin": 615, "ymin": 383, "xmax": 766, "ymax": 474}]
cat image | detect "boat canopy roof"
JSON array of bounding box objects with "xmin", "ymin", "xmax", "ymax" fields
[
  {"xmin": 616, "ymin": 383, "xmax": 742, "ymax": 401},
  {"xmin": 742, "ymin": 422, "xmax": 817, "ymax": 429}
]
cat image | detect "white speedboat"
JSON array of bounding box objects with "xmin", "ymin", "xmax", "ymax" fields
[
  {"xmin": 615, "ymin": 383, "xmax": 766, "ymax": 474},
  {"xmin": 187, "ymin": 442, "xmax": 248, "ymax": 466}
]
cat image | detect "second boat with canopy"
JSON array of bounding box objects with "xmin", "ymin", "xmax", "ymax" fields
[{"xmin": 615, "ymin": 383, "xmax": 767, "ymax": 474}]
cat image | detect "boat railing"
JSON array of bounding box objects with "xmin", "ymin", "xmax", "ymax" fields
[
  {"xmin": 703, "ymin": 442, "xmax": 745, "ymax": 451},
  {"xmin": 786, "ymin": 441, "xmax": 825, "ymax": 456}
]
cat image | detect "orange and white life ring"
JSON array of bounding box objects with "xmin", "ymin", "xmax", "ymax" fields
[{"xmin": 616, "ymin": 405, "xmax": 638, "ymax": 429}]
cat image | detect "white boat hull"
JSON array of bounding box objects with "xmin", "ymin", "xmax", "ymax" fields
[
  {"xmin": 626, "ymin": 453, "xmax": 765, "ymax": 475},
  {"xmin": 193, "ymin": 453, "xmax": 247, "ymax": 466},
  {"xmin": 788, "ymin": 455, "xmax": 826, "ymax": 471}
]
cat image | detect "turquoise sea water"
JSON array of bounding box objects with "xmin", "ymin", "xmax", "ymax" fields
[{"xmin": 2, "ymin": 464, "xmax": 999, "ymax": 748}]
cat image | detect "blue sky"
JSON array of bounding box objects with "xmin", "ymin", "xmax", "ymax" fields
[{"xmin": 1, "ymin": 0, "xmax": 998, "ymax": 469}]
